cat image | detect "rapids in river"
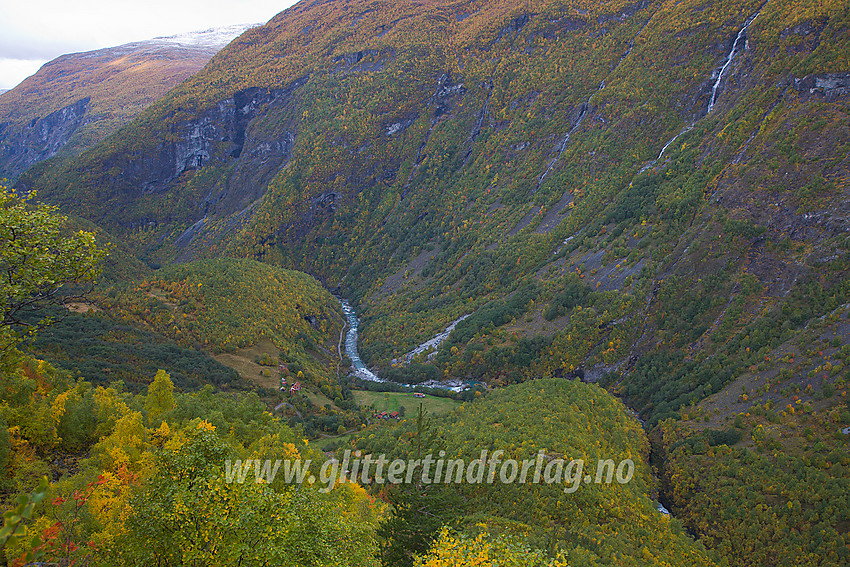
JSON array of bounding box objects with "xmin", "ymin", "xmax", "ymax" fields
[{"xmin": 338, "ymin": 298, "xmax": 470, "ymax": 391}]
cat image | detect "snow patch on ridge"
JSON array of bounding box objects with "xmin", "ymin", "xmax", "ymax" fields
[{"xmin": 155, "ymin": 24, "xmax": 262, "ymax": 49}]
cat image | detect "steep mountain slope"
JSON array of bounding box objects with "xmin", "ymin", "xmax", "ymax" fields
[
  {"xmin": 19, "ymin": 0, "xmax": 848, "ymax": 395},
  {"xmin": 0, "ymin": 25, "xmax": 256, "ymax": 181},
  {"xmin": 25, "ymin": 0, "xmax": 848, "ymax": 385},
  {"xmin": 10, "ymin": 0, "xmax": 850, "ymax": 563}
]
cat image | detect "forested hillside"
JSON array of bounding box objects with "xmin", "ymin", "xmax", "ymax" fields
[
  {"xmin": 355, "ymin": 379, "xmax": 717, "ymax": 566},
  {"xmin": 2, "ymin": 0, "xmax": 848, "ymax": 564},
  {"xmin": 0, "ymin": 360, "xmax": 382, "ymax": 565},
  {"xmin": 22, "ymin": 0, "xmax": 848, "ymax": 390},
  {"xmin": 22, "ymin": 255, "xmax": 370, "ymax": 437}
]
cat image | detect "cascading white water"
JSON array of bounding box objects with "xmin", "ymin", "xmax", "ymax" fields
[
  {"xmin": 538, "ymin": 103, "xmax": 589, "ymax": 186},
  {"xmin": 633, "ymin": 10, "xmax": 762, "ymax": 178},
  {"xmin": 339, "ymin": 298, "xmax": 381, "ymax": 382},
  {"xmin": 657, "ymin": 124, "xmax": 693, "ymax": 159},
  {"xmin": 338, "ymin": 297, "xmax": 470, "ymax": 391},
  {"xmin": 707, "ymin": 11, "xmax": 760, "ymax": 113},
  {"xmin": 637, "ymin": 123, "xmax": 694, "ymax": 175},
  {"xmin": 396, "ymin": 314, "xmax": 470, "ymax": 364}
]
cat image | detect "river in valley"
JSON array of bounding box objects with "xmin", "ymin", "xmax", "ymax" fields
[{"xmin": 337, "ymin": 298, "xmax": 470, "ymax": 392}]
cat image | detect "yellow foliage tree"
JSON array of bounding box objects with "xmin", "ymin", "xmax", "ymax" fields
[{"xmin": 145, "ymin": 370, "xmax": 175, "ymax": 424}]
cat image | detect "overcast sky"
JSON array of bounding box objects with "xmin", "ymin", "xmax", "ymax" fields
[{"xmin": 0, "ymin": 0, "xmax": 299, "ymax": 90}]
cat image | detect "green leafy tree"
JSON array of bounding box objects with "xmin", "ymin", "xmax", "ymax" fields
[
  {"xmin": 378, "ymin": 404, "xmax": 465, "ymax": 567},
  {"xmin": 0, "ymin": 187, "xmax": 105, "ymax": 353},
  {"xmin": 112, "ymin": 420, "xmax": 381, "ymax": 566},
  {"xmin": 0, "ymin": 477, "xmax": 48, "ymax": 565},
  {"xmin": 145, "ymin": 369, "xmax": 175, "ymax": 424}
]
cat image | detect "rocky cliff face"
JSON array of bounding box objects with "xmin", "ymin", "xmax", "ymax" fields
[
  {"xmin": 0, "ymin": 25, "xmax": 256, "ymax": 182},
  {"xmin": 95, "ymin": 77, "xmax": 306, "ymax": 228},
  {"xmin": 0, "ymin": 98, "xmax": 91, "ymax": 181}
]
